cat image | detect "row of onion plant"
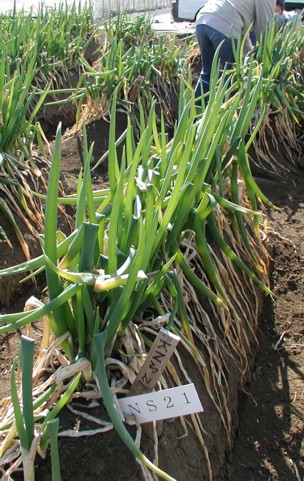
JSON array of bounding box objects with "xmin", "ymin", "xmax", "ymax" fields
[
  {"xmin": 0, "ymin": 1, "xmax": 97, "ymax": 70},
  {"xmin": 239, "ymin": 20, "xmax": 304, "ymax": 171},
  {"xmin": 0, "ymin": 6, "xmax": 190, "ymax": 257},
  {"xmin": 0, "ymin": 15, "xmax": 303, "ymax": 481},
  {"xmin": 55, "ymin": 12, "xmax": 192, "ymax": 128},
  {"xmin": 0, "ymin": 2, "xmax": 98, "ymax": 257}
]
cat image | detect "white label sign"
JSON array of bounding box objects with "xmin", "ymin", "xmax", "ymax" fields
[
  {"xmin": 128, "ymin": 328, "xmax": 180, "ymax": 396},
  {"xmin": 118, "ymin": 383, "xmax": 203, "ymax": 424}
]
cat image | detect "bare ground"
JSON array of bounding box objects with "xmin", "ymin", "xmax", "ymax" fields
[{"xmin": 228, "ymin": 146, "xmax": 304, "ymax": 480}]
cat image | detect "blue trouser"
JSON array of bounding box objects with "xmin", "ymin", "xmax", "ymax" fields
[{"xmin": 195, "ymin": 24, "xmax": 236, "ymax": 100}]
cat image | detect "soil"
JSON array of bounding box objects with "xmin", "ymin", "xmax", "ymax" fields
[
  {"xmin": 0, "ymin": 110, "xmax": 303, "ymax": 480},
  {"xmin": 227, "ymin": 146, "xmax": 304, "ymax": 481}
]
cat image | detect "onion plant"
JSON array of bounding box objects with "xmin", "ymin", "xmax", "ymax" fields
[
  {"xmin": 0, "ymin": 9, "xmax": 190, "ymax": 255},
  {"xmin": 0, "ymin": 18, "xmax": 303, "ymax": 481},
  {"xmin": 8, "ymin": 335, "xmax": 62, "ymax": 481},
  {"xmin": 0, "ymin": 50, "xmax": 50, "ymax": 257},
  {"xmin": 254, "ymin": 21, "xmax": 304, "ymax": 170},
  {"xmin": 0, "ymin": 82, "xmax": 271, "ymax": 479},
  {"xmin": 0, "ymin": 2, "xmax": 98, "ymax": 256},
  {"xmin": 64, "ymin": 13, "xmax": 190, "ymax": 124},
  {"xmin": 231, "ymin": 20, "xmax": 304, "ymax": 170},
  {"xmin": 0, "ymin": 2, "xmax": 97, "ymax": 71}
]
